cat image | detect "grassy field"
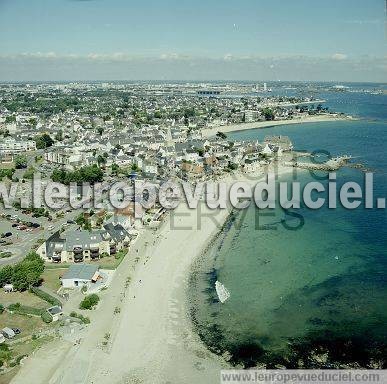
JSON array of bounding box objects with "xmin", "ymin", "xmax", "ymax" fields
[
  {"xmin": 0, "ymin": 311, "xmax": 50, "ymax": 337},
  {"xmin": 0, "ymin": 291, "xmax": 47, "ymax": 309},
  {"xmin": 99, "ymin": 249, "xmax": 129, "ymax": 270},
  {"xmin": 41, "ymin": 268, "xmax": 67, "ymax": 292},
  {"xmin": 0, "ymin": 290, "xmax": 52, "ymax": 344},
  {"xmin": 11, "ymin": 334, "xmax": 54, "ymax": 358},
  {"xmin": 0, "ymin": 334, "xmax": 55, "ymax": 383},
  {"xmin": 0, "ymin": 289, "xmax": 56, "ymax": 382}
]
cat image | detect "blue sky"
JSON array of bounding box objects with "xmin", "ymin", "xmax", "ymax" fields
[{"xmin": 0, "ymin": 0, "xmax": 386, "ymax": 81}]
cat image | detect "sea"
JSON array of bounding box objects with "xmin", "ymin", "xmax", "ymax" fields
[{"xmin": 189, "ymin": 82, "xmax": 387, "ymax": 368}]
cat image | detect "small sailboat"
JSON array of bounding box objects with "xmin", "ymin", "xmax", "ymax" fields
[{"xmin": 215, "ymin": 281, "xmax": 230, "ymax": 303}]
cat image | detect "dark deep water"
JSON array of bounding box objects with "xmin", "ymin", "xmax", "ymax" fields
[{"xmin": 189, "ymin": 84, "xmax": 387, "ymax": 368}]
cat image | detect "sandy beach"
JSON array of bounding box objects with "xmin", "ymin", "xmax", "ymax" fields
[
  {"xmin": 11, "ymin": 166, "xmax": 293, "ymax": 384},
  {"xmin": 202, "ymin": 114, "xmax": 353, "ymax": 138}
]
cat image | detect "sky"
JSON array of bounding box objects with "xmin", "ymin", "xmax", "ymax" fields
[{"xmin": 0, "ymin": 0, "xmax": 386, "ymax": 81}]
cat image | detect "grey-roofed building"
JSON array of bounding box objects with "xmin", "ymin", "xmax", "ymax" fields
[
  {"xmin": 47, "ymin": 305, "xmax": 63, "ymax": 321},
  {"xmin": 61, "ymin": 264, "xmax": 100, "ymax": 289},
  {"xmin": 37, "ymin": 224, "xmax": 130, "ymax": 263}
]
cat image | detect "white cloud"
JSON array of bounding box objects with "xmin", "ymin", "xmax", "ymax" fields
[{"xmin": 0, "ymin": 52, "xmax": 385, "ymax": 82}]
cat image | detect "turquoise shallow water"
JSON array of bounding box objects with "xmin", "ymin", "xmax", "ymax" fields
[{"xmin": 190, "ymin": 88, "xmax": 387, "ymax": 368}]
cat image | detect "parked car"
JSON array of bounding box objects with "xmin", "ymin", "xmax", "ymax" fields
[
  {"xmin": 11, "ymin": 328, "xmax": 21, "ymax": 335},
  {"xmin": 11, "ymin": 223, "xmax": 18, "ymax": 228}
]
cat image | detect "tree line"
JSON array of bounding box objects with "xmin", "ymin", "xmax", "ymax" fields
[
  {"xmin": 51, "ymin": 164, "xmax": 104, "ymax": 185},
  {"xmin": 0, "ymin": 251, "xmax": 45, "ymax": 291}
]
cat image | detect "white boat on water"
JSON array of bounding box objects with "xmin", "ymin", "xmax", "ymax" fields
[{"xmin": 215, "ymin": 281, "xmax": 230, "ymax": 303}]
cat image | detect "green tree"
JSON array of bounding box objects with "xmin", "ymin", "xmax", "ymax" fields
[
  {"xmin": 23, "ymin": 166, "xmax": 35, "ymax": 179},
  {"xmin": 75, "ymin": 213, "xmax": 91, "ymax": 230},
  {"xmin": 131, "ymin": 163, "xmax": 141, "ymax": 172},
  {"xmin": 11, "ymin": 252, "xmax": 44, "ymax": 291},
  {"xmin": 5, "ymin": 116, "xmax": 16, "ymax": 124},
  {"xmin": 0, "ymin": 343, "xmax": 12, "ymax": 365},
  {"xmin": 29, "ymin": 118, "xmax": 37, "ymax": 127},
  {"xmin": 55, "ymin": 130, "xmax": 63, "ymax": 141},
  {"xmin": 0, "ymin": 168, "xmax": 15, "ymax": 181},
  {"xmin": 79, "ymin": 294, "xmax": 100, "ymax": 310},
  {"xmin": 51, "ymin": 165, "xmax": 103, "ymax": 185},
  {"xmin": 111, "ymin": 163, "xmax": 119, "ymax": 176},
  {"xmin": 34, "ymin": 134, "xmax": 54, "ymax": 149},
  {"xmin": 14, "ymin": 154, "xmax": 27, "ymax": 169},
  {"xmin": 261, "ymin": 107, "xmax": 275, "ymax": 121},
  {"xmin": 0, "ymin": 265, "xmax": 14, "ymax": 287},
  {"xmin": 97, "ymin": 155, "xmax": 107, "ymax": 167},
  {"xmin": 75, "ymin": 213, "xmax": 86, "ymax": 226}
]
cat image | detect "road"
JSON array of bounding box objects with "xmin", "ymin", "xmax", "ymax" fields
[{"xmin": 0, "ymin": 207, "xmax": 81, "ymax": 266}]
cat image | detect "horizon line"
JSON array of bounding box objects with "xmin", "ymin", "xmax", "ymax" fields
[{"xmin": 1, "ymin": 80, "xmax": 386, "ymax": 85}]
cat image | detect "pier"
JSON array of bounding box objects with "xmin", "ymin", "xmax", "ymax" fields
[{"xmin": 285, "ymin": 155, "xmax": 352, "ymax": 171}]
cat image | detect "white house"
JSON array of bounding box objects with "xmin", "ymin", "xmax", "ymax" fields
[
  {"xmin": 262, "ymin": 144, "xmax": 273, "ymax": 156},
  {"xmin": 47, "ymin": 306, "xmax": 63, "ymax": 321},
  {"xmin": 61, "ymin": 264, "xmax": 100, "ymax": 289}
]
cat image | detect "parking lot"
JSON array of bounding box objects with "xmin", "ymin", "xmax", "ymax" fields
[{"xmin": 0, "ymin": 206, "xmax": 81, "ymax": 266}]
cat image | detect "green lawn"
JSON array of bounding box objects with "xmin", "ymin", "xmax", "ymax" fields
[
  {"xmin": 0, "ymin": 291, "xmax": 47, "ymax": 310},
  {"xmin": 98, "ymin": 249, "xmax": 128, "ymax": 270},
  {"xmin": 41, "ymin": 268, "xmax": 67, "ymax": 292},
  {"xmin": 0, "ymin": 334, "xmax": 55, "ymax": 382},
  {"xmin": 0, "ymin": 311, "xmax": 51, "ymax": 337}
]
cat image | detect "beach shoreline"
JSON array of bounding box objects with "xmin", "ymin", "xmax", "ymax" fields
[
  {"xmin": 202, "ymin": 114, "xmax": 355, "ymax": 137},
  {"xmin": 11, "ymin": 165, "xmax": 295, "ymax": 384}
]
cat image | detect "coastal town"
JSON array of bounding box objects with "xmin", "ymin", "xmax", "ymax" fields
[
  {"xmin": 0, "ymin": 0, "xmax": 386, "ymax": 380},
  {"xmin": 0, "ymin": 82, "xmax": 351, "ymax": 382}
]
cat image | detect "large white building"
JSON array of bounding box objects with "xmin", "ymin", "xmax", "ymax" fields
[
  {"xmin": 44, "ymin": 148, "xmax": 85, "ymax": 170},
  {"xmin": 244, "ymin": 110, "xmax": 261, "ymax": 123},
  {"xmin": 0, "ymin": 138, "xmax": 36, "ymax": 154}
]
